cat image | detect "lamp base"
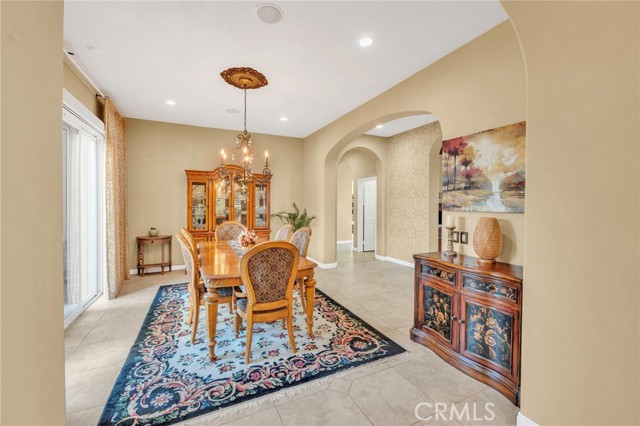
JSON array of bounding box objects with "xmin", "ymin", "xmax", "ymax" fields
[
  {"xmin": 443, "ymin": 250, "xmax": 457, "ymax": 257},
  {"xmin": 477, "ymin": 258, "xmax": 496, "ymax": 264}
]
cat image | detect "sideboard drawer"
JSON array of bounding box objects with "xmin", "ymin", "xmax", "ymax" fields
[
  {"xmin": 419, "ymin": 261, "xmax": 457, "ymax": 286},
  {"xmin": 462, "ymin": 273, "xmax": 519, "ymax": 305}
]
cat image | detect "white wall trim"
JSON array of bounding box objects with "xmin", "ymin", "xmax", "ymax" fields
[
  {"xmin": 373, "ymin": 254, "xmax": 414, "ymax": 268},
  {"xmin": 337, "ymin": 240, "xmax": 352, "ymax": 245},
  {"xmin": 387, "ymin": 257, "xmax": 414, "ymax": 268},
  {"xmin": 307, "ymin": 257, "xmax": 338, "ymax": 269},
  {"xmin": 130, "ymin": 265, "xmax": 186, "ymax": 275},
  {"xmin": 63, "ymin": 88, "xmax": 104, "ymax": 135},
  {"xmin": 517, "ymin": 413, "xmax": 540, "ymax": 426},
  {"xmin": 352, "ymin": 246, "xmax": 362, "ymax": 252}
]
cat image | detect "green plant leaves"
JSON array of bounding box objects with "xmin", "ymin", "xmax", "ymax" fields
[{"xmin": 271, "ymin": 202, "xmax": 317, "ymax": 230}]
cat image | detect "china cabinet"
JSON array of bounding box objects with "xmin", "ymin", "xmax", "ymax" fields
[
  {"xmin": 185, "ymin": 165, "xmax": 271, "ymax": 242},
  {"xmin": 411, "ymin": 252, "xmax": 523, "ymax": 405}
]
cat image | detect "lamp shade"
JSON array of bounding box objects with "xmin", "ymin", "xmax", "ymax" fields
[{"xmin": 473, "ymin": 217, "xmax": 503, "ymax": 263}]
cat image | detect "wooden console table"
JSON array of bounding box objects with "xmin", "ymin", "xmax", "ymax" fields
[
  {"xmin": 136, "ymin": 235, "xmax": 172, "ymax": 276},
  {"xmin": 412, "ymin": 252, "xmax": 523, "ymax": 405}
]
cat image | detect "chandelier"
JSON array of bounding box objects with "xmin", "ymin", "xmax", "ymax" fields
[{"xmin": 218, "ymin": 67, "xmax": 272, "ymax": 200}]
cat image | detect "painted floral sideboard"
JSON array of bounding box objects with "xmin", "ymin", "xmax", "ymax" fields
[{"xmin": 412, "ymin": 252, "xmax": 523, "ymax": 405}]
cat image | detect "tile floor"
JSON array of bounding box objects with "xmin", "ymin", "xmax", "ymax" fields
[{"xmin": 65, "ymin": 245, "xmax": 518, "ymax": 426}]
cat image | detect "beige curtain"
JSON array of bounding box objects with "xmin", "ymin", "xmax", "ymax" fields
[{"xmin": 104, "ymin": 98, "xmax": 130, "ymax": 298}]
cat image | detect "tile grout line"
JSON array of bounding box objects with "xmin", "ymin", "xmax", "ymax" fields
[
  {"xmin": 66, "ymin": 402, "xmax": 105, "ymax": 416},
  {"xmin": 342, "ymin": 393, "xmax": 375, "ymax": 426},
  {"xmin": 273, "ymin": 403, "xmax": 285, "ymax": 426}
]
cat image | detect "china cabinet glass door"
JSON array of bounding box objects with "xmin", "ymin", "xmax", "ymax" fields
[
  {"xmin": 215, "ymin": 179, "xmax": 231, "ymax": 225},
  {"xmin": 190, "ymin": 182, "xmax": 208, "ymax": 230},
  {"xmin": 254, "ymin": 183, "xmax": 268, "ymax": 228},
  {"xmin": 233, "ymin": 182, "xmax": 249, "ymax": 226}
]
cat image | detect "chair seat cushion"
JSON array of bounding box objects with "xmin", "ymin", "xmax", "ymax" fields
[
  {"xmin": 197, "ymin": 283, "xmax": 236, "ymax": 299},
  {"xmin": 236, "ymin": 297, "xmax": 286, "ymax": 315}
]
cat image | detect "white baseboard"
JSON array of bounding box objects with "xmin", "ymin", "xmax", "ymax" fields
[
  {"xmin": 352, "ymin": 246, "xmax": 362, "ymax": 252},
  {"xmin": 337, "ymin": 240, "xmax": 352, "ymax": 245},
  {"xmin": 307, "ymin": 257, "xmax": 338, "ymax": 269},
  {"xmin": 373, "ymin": 254, "xmax": 414, "ymax": 268},
  {"xmin": 130, "ymin": 265, "xmax": 186, "ymax": 275},
  {"xmin": 517, "ymin": 413, "xmax": 540, "ymax": 426}
]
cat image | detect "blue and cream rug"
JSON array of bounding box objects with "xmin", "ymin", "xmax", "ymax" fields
[{"xmin": 98, "ymin": 283, "xmax": 405, "ymax": 425}]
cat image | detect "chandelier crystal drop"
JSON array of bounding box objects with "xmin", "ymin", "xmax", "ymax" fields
[{"xmin": 218, "ymin": 67, "xmax": 271, "ymax": 200}]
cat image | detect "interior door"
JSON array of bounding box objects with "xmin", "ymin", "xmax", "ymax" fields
[{"xmin": 362, "ymin": 179, "xmax": 376, "ymax": 251}]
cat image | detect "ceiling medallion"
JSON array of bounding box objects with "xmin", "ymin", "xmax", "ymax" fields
[{"xmin": 220, "ymin": 67, "xmax": 268, "ymax": 90}]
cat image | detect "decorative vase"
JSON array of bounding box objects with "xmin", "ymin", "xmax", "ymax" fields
[
  {"xmin": 148, "ymin": 227, "xmax": 159, "ymax": 237},
  {"xmin": 473, "ymin": 217, "xmax": 503, "ymax": 264}
]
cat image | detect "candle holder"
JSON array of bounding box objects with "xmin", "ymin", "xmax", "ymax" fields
[{"xmin": 444, "ymin": 225, "xmax": 457, "ymax": 256}]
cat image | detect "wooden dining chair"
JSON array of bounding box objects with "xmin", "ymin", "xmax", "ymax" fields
[
  {"xmin": 179, "ymin": 227, "xmax": 196, "ymax": 275},
  {"xmin": 215, "ymin": 221, "xmax": 248, "ymax": 242},
  {"xmin": 179, "ymin": 227, "xmax": 211, "ymax": 311},
  {"xmin": 233, "ymin": 241, "xmax": 300, "ymax": 364},
  {"xmin": 176, "ymin": 233, "xmax": 234, "ymax": 343},
  {"xmin": 179, "ymin": 227, "xmax": 197, "ymax": 252},
  {"xmin": 274, "ymin": 224, "xmax": 294, "ymax": 241},
  {"xmin": 289, "ymin": 227, "xmax": 312, "ymax": 310}
]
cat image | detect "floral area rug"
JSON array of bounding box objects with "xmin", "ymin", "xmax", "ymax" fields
[{"xmin": 98, "ymin": 283, "xmax": 405, "ymax": 425}]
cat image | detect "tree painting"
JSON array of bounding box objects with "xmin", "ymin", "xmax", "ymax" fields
[{"xmin": 441, "ymin": 122, "xmax": 526, "ymax": 213}]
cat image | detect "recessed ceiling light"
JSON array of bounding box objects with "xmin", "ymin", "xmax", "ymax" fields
[
  {"xmin": 226, "ymin": 108, "xmax": 240, "ymax": 114},
  {"xmin": 359, "ymin": 37, "xmax": 374, "ymax": 47},
  {"xmin": 165, "ymin": 100, "xmax": 176, "ymax": 106},
  {"xmin": 280, "ymin": 116, "xmax": 288, "ymax": 121},
  {"xmin": 376, "ymin": 124, "xmax": 384, "ymax": 129},
  {"xmin": 256, "ymin": 4, "xmax": 283, "ymax": 24}
]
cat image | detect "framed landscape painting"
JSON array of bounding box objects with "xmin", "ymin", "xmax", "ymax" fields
[{"xmin": 441, "ymin": 121, "xmax": 526, "ymax": 213}]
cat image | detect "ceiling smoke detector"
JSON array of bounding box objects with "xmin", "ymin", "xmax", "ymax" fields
[{"xmin": 256, "ymin": 4, "xmax": 283, "ymax": 24}]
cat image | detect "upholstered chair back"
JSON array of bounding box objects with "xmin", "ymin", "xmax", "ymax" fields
[
  {"xmin": 274, "ymin": 224, "xmax": 294, "ymax": 241},
  {"xmin": 289, "ymin": 227, "xmax": 312, "ymax": 258},
  {"xmin": 215, "ymin": 221, "xmax": 248, "ymax": 242},
  {"xmin": 241, "ymin": 241, "xmax": 299, "ymax": 306}
]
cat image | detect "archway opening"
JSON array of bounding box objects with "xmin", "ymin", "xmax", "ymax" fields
[{"xmin": 324, "ymin": 112, "xmax": 443, "ymax": 266}]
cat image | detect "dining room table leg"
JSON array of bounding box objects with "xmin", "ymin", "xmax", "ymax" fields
[
  {"xmin": 304, "ymin": 272, "xmax": 316, "ymax": 338},
  {"xmin": 203, "ymin": 284, "xmax": 220, "ymax": 361}
]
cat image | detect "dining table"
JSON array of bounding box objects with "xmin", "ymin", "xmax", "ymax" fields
[{"xmin": 197, "ymin": 240, "xmax": 318, "ymax": 362}]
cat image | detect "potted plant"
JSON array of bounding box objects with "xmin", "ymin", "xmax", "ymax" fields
[{"xmin": 271, "ymin": 202, "xmax": 317, "ymax": 230}]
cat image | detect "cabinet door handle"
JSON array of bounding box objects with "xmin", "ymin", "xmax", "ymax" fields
[
  {"xmin": 458, "ymin": 319, "xmax": 465, "ymax": 324},
  {"xmin": 451, "ymin": 316, "xmax": 457, "ymax": 322}
]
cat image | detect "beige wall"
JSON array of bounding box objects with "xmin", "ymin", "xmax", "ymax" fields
[
  {"xmin": 503, "ymin": 2, "xmax": 639, "ymax": 425},
  {"xmin": 336, "ymin": 149, "xmax": 378, "ymax": 245},
  {"xmin": 336, "ymin": 161, "xmax": 354, "ymax": 243},
  {"xmin": 0, "ymin": 1, "xmax": 66, "ymax": 424},
  {"xmin": 126, "ymin": 119, "xmax": 304, "ymax": 268},
  {"xmin": 387, "ymin": 123, "xmax": 442, "ymax": 262},
  {"xmin": 63, "ymin": 60, "xmax": 103, "ymax": 118},
  {"xmin": 303, "ymin": 21, "xmax": 526, "ymax": 264}
]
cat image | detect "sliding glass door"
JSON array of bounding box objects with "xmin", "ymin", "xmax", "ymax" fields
[{"xmin": 63, "ymin": 105, "xmax": 105, "ymax": 326}]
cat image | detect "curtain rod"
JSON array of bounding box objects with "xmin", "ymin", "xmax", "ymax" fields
[{"xmin": 63, "ymin": 49, "xmax": 107, "ymax": 100}]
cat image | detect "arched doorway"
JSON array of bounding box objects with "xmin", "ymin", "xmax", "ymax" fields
[{"xmin": 315, "ymin": 113, "xmax": 444, "ymax": 267}]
